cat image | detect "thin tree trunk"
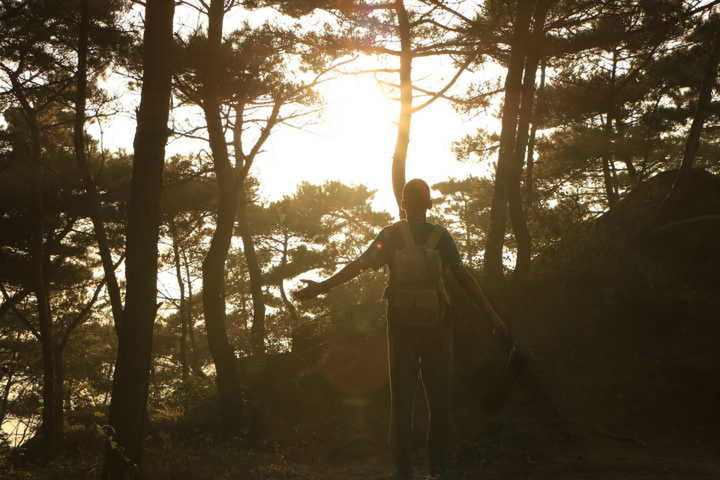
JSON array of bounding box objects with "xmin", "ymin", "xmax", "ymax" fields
[
  {"xmin": 483, "ymin": 0, "xmax": 534, "ymax": 280},
  {"xmin": 170, "ymin": 220, "xmax": 189, "ymax": 408},
  {"xmin": 392, "ymin": 0, "xmax": 413, "ymax": 216},
  {"xmin": 0, "ymin": 330, "xmax": 20, "ymax": 428},
  {"xmin": 237, "ymin": 197, "xmax": 266, "ymax": 357},
  {"xmin": 682, "ymin": 22, "xmax": 720, "ymax": 169},
  {"xmin": 232, "ymin": 108, "xmax": 266, "ymax": 358},
  {"xmin": 615, "ymin": 117, "xmax": 638, "ymax": 185},
  {"xmin": 602, "ymin": 48, "xmax": 620, "ymax": 209},
  {"xmin": 8, "ymin": 61, "xmax": 62, "ymax": 457},
  {"xmin": 182, "ymin": 245, "xmax": 204, "ymax": 378},
  {"xmin": 50, "ymin": 343, "xmax": 64, "ymax": 447},
  {"xmin": 508, "ymin": 0, "xmax": 551, "ymax": 279},
  {"xmin": 0, "ymin": 361, "xmax": 14, "ymax": 428},
  {"xmin": 200, "ymin": 0, "xmax": 243, "ymax": 429},
  {"xmin": 525, "ymin": 58, "xmax": 546, "ymax": 206},
  {"xmin": 74, "ymin": 0, "xmax": 123, "ymax": 332},
  {"xmin": 65, "ymin": 378, "xmax": 72, "ymax": 414},
  {"xmin": 279, "ymin": 237, "xmax": 300, "ymax": 329},
  {"xmin": 103, "ymin": 0, "xmax": 175, "ymax": 477},
  {"xmin": 21, "ymin": 98, "xmax": 63, "ymax": 459}
]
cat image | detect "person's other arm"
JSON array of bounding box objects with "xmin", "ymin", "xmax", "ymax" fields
[{"xmin": 449, "ymin": 262, "xmax": 510, "ymax": 340}]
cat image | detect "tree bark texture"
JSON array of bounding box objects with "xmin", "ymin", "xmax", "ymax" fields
[
  {"xmin": 74, "ymin": 0, "xmax": 124, "ymax": 332},
  {"xmin": 200, "ymin": 0, "xmax": 244, "ymax": 428},
  {"xmin": 103, "ymin": 0, "xmax": 175, "ymax": 477},
  {"xmin": 483, "ymin": 0, "xmax": 534, "ymax": 280}
]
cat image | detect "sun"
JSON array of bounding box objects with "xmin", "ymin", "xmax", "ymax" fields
[
  {"xmin": 254, "ymin": 61, "xmax": 485, "ymax": 215},
  {"xmin": 322, "ymin": 73, "xmax": 399, "ymax": 150}
]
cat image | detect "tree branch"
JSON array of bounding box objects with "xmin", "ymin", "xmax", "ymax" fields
[{"xmin": 412, "ymin": 54, "xmax": 476, "ymax": 113}]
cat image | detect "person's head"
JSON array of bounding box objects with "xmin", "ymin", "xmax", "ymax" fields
[{"xmin": 402, "ymin": 178, "xmax": 432, "ymax": 217}]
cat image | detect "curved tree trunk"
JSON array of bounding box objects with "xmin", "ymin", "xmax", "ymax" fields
[
  {"xmin": 200, "ymin": 0, "xmax": 243, "ymax": 429},
  {"xmin": 483, "ymin": 0, "xmax": 534, "ymax": 280},
  {"xmin": 103, "ymin": 0, "xmax": 175, "ymax": 477},
  {"xmin": 392, "ymin": 0, "xmax": 413, "ymax": 216},
  {"xmin": 74, "ymin": 0, "xmax": 123, "ymax": 332}
]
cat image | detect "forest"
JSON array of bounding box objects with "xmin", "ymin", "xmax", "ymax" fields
[{"xmin": 1, "ymin": 0, "xmax": 720, "ymax": 479}]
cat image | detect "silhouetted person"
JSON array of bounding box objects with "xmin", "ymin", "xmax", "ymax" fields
[{"xmin": 295, "ymin": 178, "xmax": 508, "ymax": 480}]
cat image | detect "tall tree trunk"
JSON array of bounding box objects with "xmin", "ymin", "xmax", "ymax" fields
[
  {"xmin": 22, "ymin": 101, "xmax": 63, "ymax": 459},
  {"xmin": 507, "ymin": 0, "xmax": 550, "ymax": 279},
  {"xmin": 525, "ymin": 58, "xmax": 546, "ymax": 206},
  {"xmin": 237, "ymin": 195, "xmax": 266, "ymax": 357},
  {"xmin": 103, "ymin": 1, "xmax": 175, "ymax": 477},
  {"xmin": 602, "ymin": 48, "xmax": 620, "ymax": 209},
  {"xmin": 483, "ymin": 0, "xmax": 534, "ymax": 280},
  {"xmin": 8, "ymin": 67, "xmax": 65, "ymax": 457},
  {"xmin": 392, "ymin": 0, "xmax": 412, "ymax": 216},
  {"xmin": 232, "ymin": 109, "xmax": 266, "ymax": 358},
  {"xmin": 200, "ymin": 0, "xmax": 243, "ymax": 429},
  {"xmin": 170, "ymin": 220, "xmax": 189, "ymax": 409},
  {"xmin": 182, "ymin": 246, "xmax": 204, "ymax": 378},
  {"xmin": 74, "ymin": 0, "xmax": 123, "ymax": 332},
  {"xmin": 682, "ymin": 21, "xmax": 720, "ymax": 169},
  {"xmin": 48, "ymin": 343, "xmax": 65, "ymax": 450}
]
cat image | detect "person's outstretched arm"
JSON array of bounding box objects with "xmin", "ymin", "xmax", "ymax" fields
[
  {"xmin": 295, "ymin": 227, "xmax": 390, "ymax": 301},
  {"xmin": 294, "ymin": 258, "xmax": 367, "ymax": 301},
  {"xmin": 450, "ymin": 263, "xmax": 510, "ymax": 340}
]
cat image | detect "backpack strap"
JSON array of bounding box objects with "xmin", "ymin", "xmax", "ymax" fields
[
  {"xmin": 424, "ymin": 225, "xmax": 443, "ymax": 250},
  {"xmin": 397, "ymin": 221, "xmax": 416, "ymax": 249}
]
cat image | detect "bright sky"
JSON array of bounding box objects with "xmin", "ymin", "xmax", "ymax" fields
[{"xmin": 90, "ymin": 5, "xmax": 502, "ymax": 217}]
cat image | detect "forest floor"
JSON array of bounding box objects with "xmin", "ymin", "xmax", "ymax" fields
[
  {"xmin": 245, "ymin": 442, "xmax": 720, "ymax": 480},
  {"xmin": 5, "ymin": 429, "xmax": 720, "ymax": 479}
]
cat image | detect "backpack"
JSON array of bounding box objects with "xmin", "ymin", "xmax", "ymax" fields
[{"xmin": 386, "ymin": 221, "xmax": 450, "ymax": 325}]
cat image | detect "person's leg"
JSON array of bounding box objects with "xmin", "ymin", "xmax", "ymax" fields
[
  {"xmin": 387, "ymin": 311, "xmax": 420, "ymax": 479},
  {"xmin": 419, "ymin": 323, "xmax": 454, "ymax": 476}
]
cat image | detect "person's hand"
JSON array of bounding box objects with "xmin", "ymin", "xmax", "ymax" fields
[{"xmin": 293, "ymin": 279, "xmax": 326, "ymax": 301}]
